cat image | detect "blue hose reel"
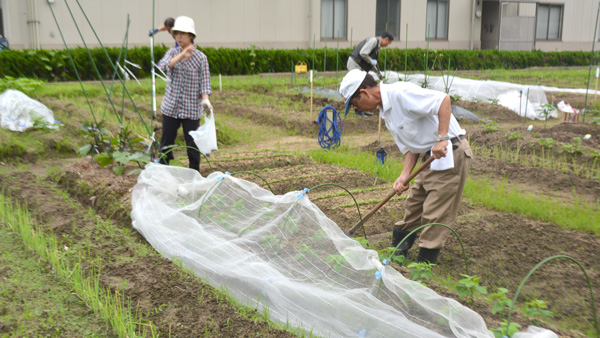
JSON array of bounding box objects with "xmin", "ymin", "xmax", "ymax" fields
[{"xmin": 317, "ymin": 105, "xmax": 343, "ymax": 149}]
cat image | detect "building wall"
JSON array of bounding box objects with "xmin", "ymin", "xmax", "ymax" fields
[{"xmin": 0, "ymin": 0, "xmax": 598, "ymax": 51}]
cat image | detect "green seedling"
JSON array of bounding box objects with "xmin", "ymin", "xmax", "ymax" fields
[
  {"xmin": 450, "ymin": 94, "xmax": 462, "ymax": 102},
  {"xmin": 506, "ymin": 131, "xmax": 522, "ymax": 141},
  {"xmin": 294, "ymin": 244, "xmax": 318, "ymax": 260},
  {"xmin": 263, "ymin": 234, "xmax": 284, "ymax": 251},
  {"xmin": 522, "ymin": 299, "xmax": 554, "ymax": 325},
  {"xmin": 32, "ymin": 117, "xmax": 63, "ymax": 130},
  {"xmin": 353, "ymin": 237, "xmax": 370, "ymax": 249},
  {"xmin": 406, "ymin": 261, "xmax": 434, "ymax": 285},
  {"xmin": 537, "ymin": 103, "xmax": 554, "ymax": 129},
  {"xmin": 77, "ymin": 121, "xmax": 111, "ymax": 157},
  {"xmin": 326, "ymin": 254, "xmax": 347, "ymax": 273},
  {"xmin": 455, "ymin": 274, "xmax": 487, "ymax": 301},
  {"xmin": 488, "ymin": 287, "xmax": 513, "ymax": 316},
  {"xmin": 536, "ymin": 137, "xmax": 555, "ymax": 148},
  {"xmin": 377, "ymin": 247, "xmax": 406, "ymax": 266},
  {"xmin": 559, "ymin": 137, "xmax": 584, "ymax": 155},
  {"xmin": 488, "ymin": 98, "xmax": 500, "ymax": 105},
  {"xmin": 312, "ymin": 229, "xmax": 327, "ymax": 241},
  {"xmin": 481, "ymin": 121, "xmax": 500, "ymax": 133},
  {"xmin": 490, "ymin": 320, "xmax": 521, "ymax": 338}
]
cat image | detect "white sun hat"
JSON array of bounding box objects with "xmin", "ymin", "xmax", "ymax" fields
[
  {"xmin": 339, "ymin": 69, "xmax": 367, "ymax": 116},
  {"xmin": 172, "ymin": 16, "xmax": 196, "ymax": 37}
]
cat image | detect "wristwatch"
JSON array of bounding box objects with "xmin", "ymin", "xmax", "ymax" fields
[{"xmin": 436, "ymin": 134, "xmax": 450, "ymax": 142}]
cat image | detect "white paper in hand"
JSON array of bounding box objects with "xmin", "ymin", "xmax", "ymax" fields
[
  {"xmin": 189, "ymin": 114, "xmax": 218, "ymax": 156},
  {"xmin": 430, "ymin": 141, "xmax": 454, "ymax": 171}
]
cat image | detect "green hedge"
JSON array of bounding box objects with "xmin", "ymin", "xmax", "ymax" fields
[{"xmin": 0, "ymin": 45, "xmax": 593, "ymax": 81}]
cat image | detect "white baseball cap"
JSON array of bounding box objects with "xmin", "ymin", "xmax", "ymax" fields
[
  {"xmin": 172, "ymin": 16, "xmax": 196, "ymax": 37},
  {"xmin": 339, "ymin": 69, "xmax": 367, "ymax": 116}
]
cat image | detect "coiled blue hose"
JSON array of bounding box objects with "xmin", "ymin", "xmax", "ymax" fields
[{"xmin": 317, "ymin": 105, "xmax": 343, "ymax": 149}]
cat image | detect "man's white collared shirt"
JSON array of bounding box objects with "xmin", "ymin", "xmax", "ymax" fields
[{"xmin": 379, "ymin": 82, "xmax": 464, "ymax": 154}]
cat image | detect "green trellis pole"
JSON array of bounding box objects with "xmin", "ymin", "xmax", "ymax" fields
[{"xmin": 584, "ymin": 1, "xmax": 600, "ymax": 123}]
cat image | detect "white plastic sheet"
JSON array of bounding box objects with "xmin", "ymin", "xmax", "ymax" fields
[
  {"xmin": 0, "ymin": 89, "xmax": 59, "ymax": 132},
  {"xmin": 189, "ymin": 114, "xmax": 218, "ymax": 156},
  {"xmin": 382, "ymin": 72, "xmax": 558, "ymax": 120},
  {"xmin": 131, "ymin": 165, "xmax": 494, "ymax": 338}
]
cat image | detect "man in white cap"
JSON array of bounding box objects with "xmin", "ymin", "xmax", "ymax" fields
[
  {"xmin": 157, "ymin": 16, "xmax": 212, "ymax": 172},
  {"xmin": 339, "ymin": 69, "xmax": 472, "ymax": 265}
]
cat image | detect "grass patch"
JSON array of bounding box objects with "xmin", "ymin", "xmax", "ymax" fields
[
  {"xmin": 304, "ymin": 145, "xmax": 405, "ymax": 184},
  {"xmin": 464, "ymin": 177, "xmax": 600, "ymax": 235},
  {"xmin": 453, "ymin": 67, "xmax": 591, "ymax": 89},
  {"xmin": 0, "ymin": 190, "xmax": 155, "ymax": 337},
  {"xmin": 305, "ymin": 146, "xmax": 600, "ymax": 235}
]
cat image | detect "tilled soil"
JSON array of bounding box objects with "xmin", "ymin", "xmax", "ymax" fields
[{"xmin": 2, "ymin": 88, "xmax": 599, "ymax": 337}]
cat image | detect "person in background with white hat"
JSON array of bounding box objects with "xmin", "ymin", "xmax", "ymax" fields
[
  {"xmin": 339, "ymin": 69, "xmax": 472, "ymax": 265},
  {"xmin": 157, "ymin": 16, "xmax": 212, "ymax": 172}
]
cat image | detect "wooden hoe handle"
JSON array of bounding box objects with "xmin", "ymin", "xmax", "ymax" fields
[{"xmin": 347, "ymin": 156, "xmax": 435, "ymax": 236}]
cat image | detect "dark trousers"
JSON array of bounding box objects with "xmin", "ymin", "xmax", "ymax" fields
[{"xmin": 159, "ymin": 115, "xmax": 200, "ymax": 171}]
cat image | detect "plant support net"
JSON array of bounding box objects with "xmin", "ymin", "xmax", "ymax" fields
[{"xmin": 132, "ymin": 164, "xmax": 496, "ymax": 337}]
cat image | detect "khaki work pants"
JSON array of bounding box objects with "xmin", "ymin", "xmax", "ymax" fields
[{"xmin": 394, "ymin": 139, "xmax": 473, "ymax": 250}]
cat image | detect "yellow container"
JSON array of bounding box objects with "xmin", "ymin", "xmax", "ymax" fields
[{"xmin": 295, "ymin": 61, "xmax": 307, "ymax": 74}]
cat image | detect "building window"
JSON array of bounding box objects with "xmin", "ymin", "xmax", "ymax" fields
[
  {"xmin": 426, "ymin": 0, "xmax": 449, "ymax": 39},
  {"xmin": 376, "ymin": 0, "xmax": 400, "ymax": 37},
  {"xmin": 321, "ymin": 0, "xmax": 347, "ymax": 39},
  {"xmin": 536, "ymin": 4, "xmax": 562, "ymax": 40}
]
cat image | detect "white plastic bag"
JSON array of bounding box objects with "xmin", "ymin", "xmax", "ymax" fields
[
  {"xmin": 0, "ymin": 89, "xmax": 59, "ymax": 132},
  {"xmin": 189, "ymin": 114, "xmax": 218, "ymax": 156}
]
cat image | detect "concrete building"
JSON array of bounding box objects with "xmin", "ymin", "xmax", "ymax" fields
[{"xmin": 1, "ymin": 0, "xmax": 598, "ymax": 51}]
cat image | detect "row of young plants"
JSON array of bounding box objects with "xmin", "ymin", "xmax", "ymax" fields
[
  {"xmin": 476, "ymin": 121, "xmax": 600, "ymax": 180},
  {"xmin": 0, "ymin": 46, "xmax": 593, "ymax": 81},
  {"xmin": 358, "ymin": 236, "xmax": 561, "ymax": 338},
  {"xmin": 185, "ymin": 168, "xmax": 597, "ymax": 337}
]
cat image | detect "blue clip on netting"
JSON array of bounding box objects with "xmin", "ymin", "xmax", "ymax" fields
[{"xmin": 317, "ymin": 105, "xmax": 342, "ymax": 149}]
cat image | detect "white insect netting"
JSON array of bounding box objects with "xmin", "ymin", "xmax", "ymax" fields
[
  {"xmin": 0, "ymin": 89, "xmax": 60, "ymax": 132},
  {"xmin": 382, "ymin": 72, "xmax": 558, "ymax": 120},
  {"xmin": 131, "ymin": 164, "xmax": 494, "ymax": 338}
]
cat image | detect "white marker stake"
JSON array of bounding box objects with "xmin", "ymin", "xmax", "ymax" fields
[
  {"xmin": 310, "ymin": 70, "xmax": 314, "ymax": 121},
  {"xmin": 219, "ymin": 74, "xmax": 222, "ymax": 92}
]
